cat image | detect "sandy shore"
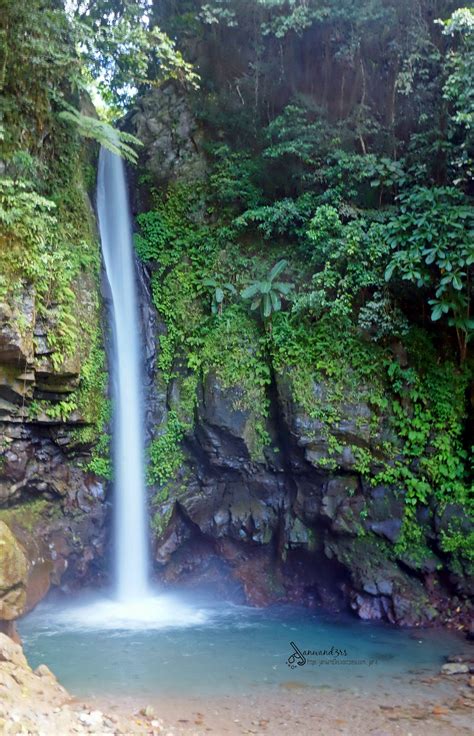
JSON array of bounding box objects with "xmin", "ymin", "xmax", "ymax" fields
[{"xmin": 90, "ymin": 675, "xmax": 474, "ymax": 736}]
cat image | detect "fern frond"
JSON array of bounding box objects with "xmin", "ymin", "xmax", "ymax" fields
[{"xmin": 58, "ymin": 108, "xmax": 142, "ymax": 165}]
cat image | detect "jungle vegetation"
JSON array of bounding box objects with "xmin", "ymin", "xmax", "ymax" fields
[{"xmin": 1, "ymin": 0, "xmax": 473, "ymax": 564}]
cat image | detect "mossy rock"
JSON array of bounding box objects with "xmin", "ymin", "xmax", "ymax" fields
[{"xmin": 0, "ymin": 521, "xmax": 28, "ymax": 620}]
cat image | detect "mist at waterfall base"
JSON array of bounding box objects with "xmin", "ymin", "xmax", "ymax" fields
[{"xmin": 18, "ymin": 147, "xmax": 465, "ymax": 699}]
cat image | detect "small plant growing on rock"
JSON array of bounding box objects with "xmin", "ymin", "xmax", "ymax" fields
[
  {"xmin": 241, "ymin": 259, "xmax": 293, "ymax": 323},
  {"xmin": 202, "ymin": 277, "xmax": 237, "ymax": 315}
]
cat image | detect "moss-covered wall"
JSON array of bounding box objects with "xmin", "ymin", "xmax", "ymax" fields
[{"xmin": 0, "ymin": 2, "xmax": 111, "ymax": 626}]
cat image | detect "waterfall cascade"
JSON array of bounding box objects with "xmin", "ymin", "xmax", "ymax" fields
[{"xmin": 97, "ymin": 146, "xmax": 149, "ymax": 601}]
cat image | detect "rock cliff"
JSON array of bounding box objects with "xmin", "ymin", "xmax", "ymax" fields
[
  {"xmin": 0, "ymin": 262, "xmax": 109, "ymax": 633},
  {"xmin": 128, "ymin": 82, "xmax": 473, "ymax": 629}
]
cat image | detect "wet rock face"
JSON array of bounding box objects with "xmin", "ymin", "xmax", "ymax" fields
[
  {"xmin": 148, "ymin": 369, "xmax": 432, "ymax": 626},
  {"xmin": 136, "ymin": 258, "xmax": 167, "ymax": 440},
  {"xmin": 0, "ymin": 262, "xmax": 108, "ymax": 630},
  {"xmin": 0, "ymin": 292, "xmax": 34, "ymax": 366},
  {"xmin": 148, "ymin": 351, "xmax": 472, "ymax": 626},
  {"xmin": 275, "ymin": 370, "xmax": 392, "ymax": 474},
  {"xmin": 1, "ymin": 426, "xmax": 100, "ymax": 506},
  {"xmin": 324, "ymin": 536, "xmax": 437, "ymax": 626},
  {"xmin": 0, "ymin": 424, "xmax": 108, "ymax": 624},
  {"xmin": 129, "ymin": 81, "xmax": 206, "ymax": 189}
]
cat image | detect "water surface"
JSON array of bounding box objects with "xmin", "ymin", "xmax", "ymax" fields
[{"xmin": 19, "ymin": 590, "xmax": 465, "ymax": 699}]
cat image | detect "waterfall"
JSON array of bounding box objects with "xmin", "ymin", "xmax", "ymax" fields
[{"xmin": 97, "ymin": 146, "xmax": 148, "ymax": 601}]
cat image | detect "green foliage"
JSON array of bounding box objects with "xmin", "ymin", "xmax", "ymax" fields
[
  {"xmin": 270, "ymin": 311, "xmax": 472, "ymax": 560},
  {"xmin": 76, "ymin": 340, "xmax": 111, "ymax": 480},
  {"xmin": 199, "ymin": 1, "xmax": 238, "ymax": 27},
  {"xmin": 439, "ymin": 529, "xmax": 474, "ymax": 562},
  {"xmin": 271, "ymin": 314, "xmax": 387, "ymax": 402},
  {"xmin": 260, "ymin": 1, "xmax": 321, "ymax": 38},
  {"xmin": 150, "ymin": 28, "xmax": 200, "ymax": 89},
  {"xmin": 365, "ymin": 157, "xmax": 407, "ymax": 205},
  {"xmin": 135, "ymin": 186, "xmax": 277, "ymax": 485},
  {"xmin": 271, "ymin": 314, "xmax": 388, "ymax": 471},
  {"xmin": 67, "ymin": 0, "xmax": 198, "ymax": 109},
  {"xmin": 148, "ymin": 411, "xmax": 187, "ymax": 488},
  {"xmin": 131, "ymin": 0, "xmax": 474, "ymax": 576},
  {"xmin": 241, "ymin": 259, "xmax": 293, "ymax": 320},
  {"xmin": 1, "ymin": 172, "xmax": 111, "ymax": 473},
  {"xmin": 385, "ymin": 187, "xmax": 474, "ymax": 361},
  {"xmin": 264, "ymin": 104, "xmax": 331, "ymax": 166},
  {"xmin": 1, "ymin": 1, "xmax": 111, "ymax": 484},
  {"xmin": 357, "ymin": 292, "xmax": 409, "ymax": 343},
  {"xmin": 28, "ymin": 397, "xmax": 78, "ymax": 422},
  {"xmin": 202, "ymin": 278, "xmax": 237, "ymax": 315},
  {"xmin": 292, "ymin": 206, "xmax": 389, "ymax": 324},
  {"xmin": 141, "ymin": 188, "xmax": 211, "ymax": 379},
  {"xmin": 1, "ymin": 1, "xmax": 81, "ymax": 153},
  {"xmin": 0, "ymin": 178, "xmax": 80, "ymax": 367},
  {"xmin": 208, "ymin": 144, "xmax": 262, "ymax": 211},
  {"xmin": 376, "ymin": 331, "xmax": 471, "ymax": 556},
  {"xmin": 134, "ymin": 212, "xmax": 173, "ymax": 263},
  {"xmin": 440, "ymin": 8, "xmax": 474, "ymax": 185},
  {"xmin": 0, "ymin": 180, "xmax": 57, "ymax": 279},
  {"xmin": 58, "ymin": 107, "xmax": 142, "ymax": 164},
  {"xmin": 196, "ymin": 306, "xmax": 272, "ymax": 458},
  {"xmin": 234, "ymin": 199, "xmax": 305, "ymax": 239}
]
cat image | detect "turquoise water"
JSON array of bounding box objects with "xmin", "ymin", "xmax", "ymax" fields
[{"xmin": 19, "ymin": 589, "xmax": 465, "ymax": 699}]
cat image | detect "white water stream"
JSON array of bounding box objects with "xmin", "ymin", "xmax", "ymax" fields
[
  {"xmin": 90, "ymin": 146, "xmax": 201, "ymax": 625},
  {"xmin": 97, "ymin": 146, "xmax": 148, "ymax": 601}
]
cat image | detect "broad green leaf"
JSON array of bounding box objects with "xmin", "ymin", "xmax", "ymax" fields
[
  {"xmin": 241, "ymin": 283, "xmax": 260, "ymax": 299},
  {"xmin": 269, "ymin": 259, "xmax": 288, "ymax": 282},
  {"xmin": 263, "ymin": 293, "xmax": 272, "ymax": 318},
  {"xmin": 273, "ymin": 281, "xmax": 293, "ymax": 295},
  {"xmin": 270, "ymin": 291, "xmax": 281, "ymax": 312}
]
